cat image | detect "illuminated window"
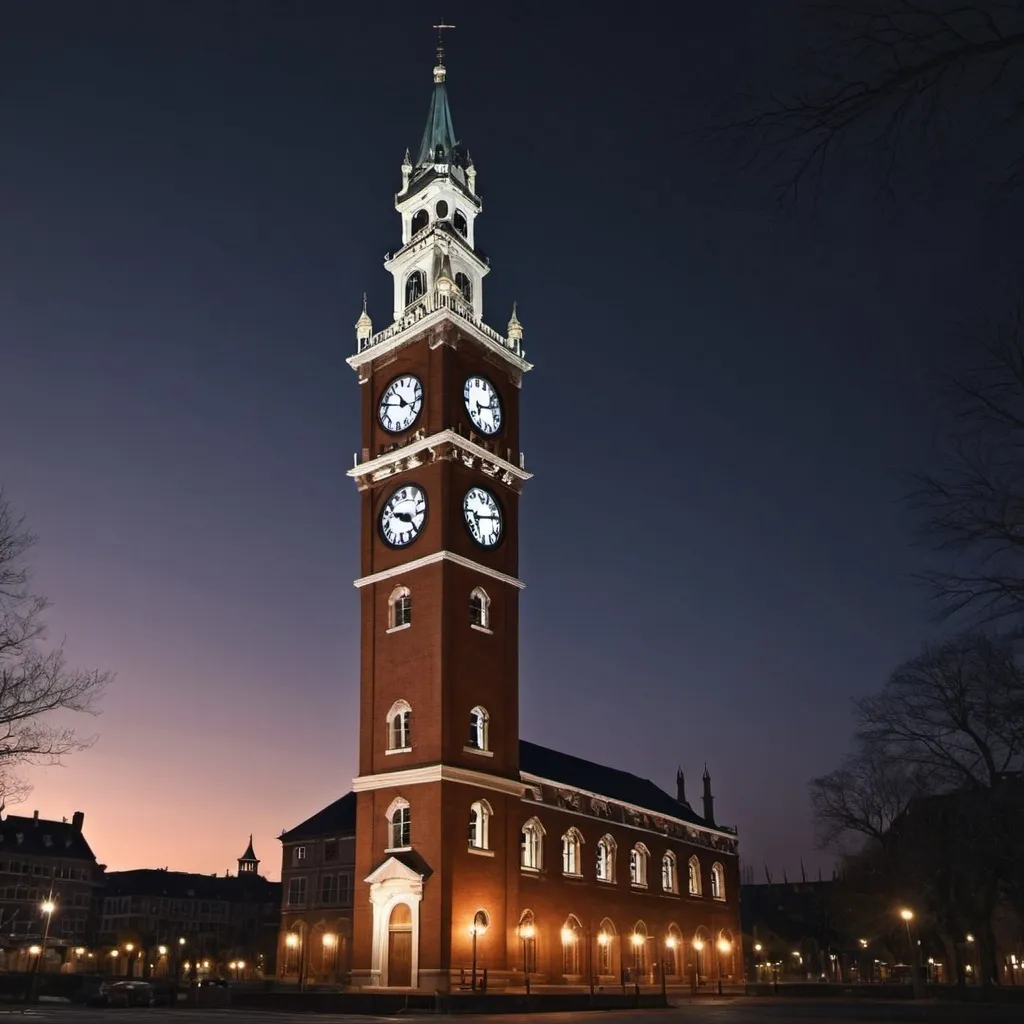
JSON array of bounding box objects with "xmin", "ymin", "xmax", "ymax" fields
[
  {"xmin": 405, "ymin": 270, "xmax": 426, "ymax": 307},
  {"xmin": 469, "ymin": 587, "xmax": 490, "ymax": 629},
  {"xmin": 468, "ymin": 800, "xmax": 492, "ymax": 850},
  {"xmin": 597, "ymin": 918, "xmax": 616, "ymax": 975},
  {"xmin": 630, "ymin": 844, "xmax": 649, "ymax": 888},
  {"xmin": 518, "ymin": 910, "xmax": 536, "ymax": 972},
  {"xmin": 468, "ymin": 706, "xmax": 489, "ymax": 751},
  {"xmin": 711, "ymin": 862, "xmax": 725, "ymax": 901},
  {"xmin": 561, "ymin": 916, "xmax": 581, "ymax": 975},
  {"xmin": 662, "ymin": 851, "xmax": 677, "ymax": 893},
  {"xmin": 386, "ymin": 700, "xmax": 412, "ymax": 751},
  {"xmin": 387, "ymin": 799, "xmax": 411, "ymax": 850},
  {"xmin": 688, "ymin": 855, "xmax": 702, "ymax": 896},
  {"xmin": 631, "ymin": 921, "xmax": 649, "ymax": 974},
  {"xmin": 294, "ymin": 846, "xmax": 306, "ymax": 864},
  {"xmin": 596, "ymin": 835, "xmax": 616, "ymax": 882},
  {"xmin": 561, "ymin": 828, "xmax": 583, "ymax": 876},
  {"xmin": 388, "ymin": 586, "xmax": 411, "ymax": 629},
  {"xmin": 521, "ymin": 818, "xmax": 544, "ymax": 870}
]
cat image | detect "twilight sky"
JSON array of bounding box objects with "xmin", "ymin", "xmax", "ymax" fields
[{"xmin": 3, "ymin": 1, "xmax": 1019, "ymax": 881}]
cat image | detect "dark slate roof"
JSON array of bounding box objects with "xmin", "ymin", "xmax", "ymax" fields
[
  {"xmin": 103, "ymin": 869, "xmax": 279, "ymax": 903},
  {"xmin": 0, "ymin": 814, "xmax": 96, "ymax": 861},
  {"xmin": 519, "ymin": 740, "xmax": 709, "ymax": 827},
  {"xmin": 281, "ymin": 792, "xmax": 356, "ymax": 842},
  {"xmin": 238, "ymin": 835, "xmax": 258, "ymax": 863}
]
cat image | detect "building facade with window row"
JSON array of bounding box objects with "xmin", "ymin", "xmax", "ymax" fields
[{"xmin": 277, "ymin": 42, "xmax": 742, "ymax": 991}]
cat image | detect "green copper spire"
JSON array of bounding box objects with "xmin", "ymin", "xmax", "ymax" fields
[{"xmin": 416, "ymin": 28, "xmax": 464, "ymax": 171}]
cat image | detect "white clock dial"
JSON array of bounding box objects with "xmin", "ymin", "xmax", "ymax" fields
[
  {"xmin": 463, "ymin": 486, "xmax": 503, "ymax": 548},
  {"xmin": 380, "ymin": 485, "xmax": 427, "ymax": 548},
  {"xmin": 463, "ymin": 376, "xmax": 503, "ymax": 436},
  {"xmin": 378, "ymin": 375, "xmax": 423, "ymax": 433}
]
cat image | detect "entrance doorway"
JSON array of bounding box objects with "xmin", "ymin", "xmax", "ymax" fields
[{"xmin": 387, "ymin": 902, "xmax": 413, "ymax": 986}]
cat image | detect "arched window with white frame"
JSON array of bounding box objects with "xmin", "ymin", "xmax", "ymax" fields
[
  {"xmin": 711, "ymin": 861, "xmax": 726, "ymax": 901},
  {"xmin": 386, "ymin": 798, "xmax": 411, "ymax": 851},
  {"xmin": 596, "ymin": 834, "xmax": 616, "ymax": 883},
  {"xmin": 404, "ymin": 269, "xmax": 426, "ymax": 307},
  {"xmin": 630, "ymin": 843, "xmax": 649, "ymax": 888},
  {"xmin": 521, "ymin": 818, "xmax": 544, "ymax": 871},
  {"xmin": 386, "ymin": 700, "xmax": 411, "ymax": 751},
  {"xmin": 561, "ymin": 828, "xmax": 583, "ymax": 876},
  {"xmin": 388, "ymin": 586, "xmax": 412, "ymax": 630},
  {"xmin": 455, "ymin": 271, "xmax": 473, "ymax": 303},
  {"xmin": 468, "ymin": 706, "xmax": 489, "ymax": 751},
  {"xmin": 688, "ymin": 855, "xmax": 702, "ymax": 896},
  {"xmin": 468, "ymin": 799, "xmax": 492, "ymax": 850},
  {"xmin": 469, "ymin": 587, "xmax": 491, "ymax": 629},
  {"xmin": 662, "ymin": 851, "xmax": 678, "ymax": 893}
]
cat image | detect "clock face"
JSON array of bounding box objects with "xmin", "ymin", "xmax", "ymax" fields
[
  {"xmin": 463, "ymin": 486, "xmax": 503, "ymax": 548},
  {"xmin": 379, "ymin": 485, "xmax": 427, "ymax": 548},
  {"xmin": 378, "ymin": 375, "xmax": 423, "ymax": 433},
  {"xmin": 464, "ymin": 376, "xmax": 503, "ymax": 436}
]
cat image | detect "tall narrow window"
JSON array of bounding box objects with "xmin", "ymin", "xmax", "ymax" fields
[
  {"xmin": 387, "ymin": 799, "xmax": 411, "ymax": 850},
  {"xmin": 519, "ymin": 911, "xmax": 536, "ymax": 973},
  {"xmin": 630, "ymin": 844, "xmax": 649, "ymax": 887},
  {"xmin": 561, "ymin": 917, "xmax": 581, "ymax": 976},
  {"xmin": 386, "ymin": 700, "xmax": 412, "ymax": 751},
  {"xmin": 711, "ymin": 862, "xmax": 726, "ymax": 901},
  {"xmin": 521, "ymin": 818, "xmax": 544, "ymax": 870},
  {"xmin": 468, "ymin": 706, "xmax": 489, "ymax": 751},
  {"xmin": 389, "ymin": 586, "xmax": 412, "ymax": 629},
  {"xmin": 662, "ymin": 851, "xmax": 677, "ymax": 893},
  {"xmin": 468, "ymin": 800, "xmax": 492, "ymax": 850},
  {"xmin": 561, "ymin": 828, "xmax": 583, "ymax": 876},
  {"xmin": 688, "ymin": 855, "xmax": 702, "ymax": 896},
  {"xmin": 455, "ymin": 272, "xmax": 472, "ymax": 302},
  {"xmin": 453, "ymin": 210, "xmax": 468, "ymax": 237},
  {"xmin": 469, "ymin": 587, "xmax": 490, "ymax": 629},
  {"xmin": 597, "ymin": 919, "xmax": 616, "ymax": 975},
  {"xmin": 631, "ymin": 922, "xmax": 649, "ymax": 975},
  {"xmin": 411, "ymin": 209, "xmax": 429, "ymax": 234},
  {"xmin": 596, "ymin": 835, "xmax": 616, "ymax": 882},
  {"xmin": 405, "ymin": 270, "xmax": 425, "ymax": 307}
]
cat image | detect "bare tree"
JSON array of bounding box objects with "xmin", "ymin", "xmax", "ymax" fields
[
  {"xmin": 727, "ymin": 1, "xmax": 1024, "ymax": 205},
  {"xmin": 912, "ymin": 307, "xmax": 1024, "ymax": 624},
  {"xmin": 0, "ymin": 491, "xmax": 109, "ymax": 804}
]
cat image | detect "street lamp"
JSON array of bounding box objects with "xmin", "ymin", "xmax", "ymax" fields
[
  {"xmin": 663, "ymin": 936, "xmax": 677, "ymax": 999},
  {"xmin": 469, "ymin": 911, "xmax": 488, "ymax": 992},
  {"xmin": 322, "ymin": 932, "xmax": 337, "ymax": 982},
  {"xmin": 519, "ymin": 922, "xmax": 535, "ymax": 995},
  {"xmin": 28, "ymin": 945, "xmax": 41, "ymax": 956},
  {"xmin": 717, "ymin": 938, "xmax": 731, "ymax": 996},
  {"xmin": 692, "ymin": 937, "xmax": 704, "ymax": 993},
  {"xmin": 898, "ymin": 909, "xmax": 922, "ymax": 999}
]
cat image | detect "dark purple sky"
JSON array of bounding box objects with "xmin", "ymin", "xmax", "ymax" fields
[{"xmin": 3, "ymin": 1, "xmax": 1016, "ymax": 880}]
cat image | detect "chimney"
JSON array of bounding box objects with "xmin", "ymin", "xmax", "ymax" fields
[
  {"xmin": 702, "ymin": 764, "xmax": 715, "ymax": 826},
  {"xmin": 676, "ymin": 767, "xmax": 687, "ymax": 806},
  {"xmin": 32, "ymin": 810, "xmax": 39, "ymax": 825},
  {"xmin": 71, "ymin": 811, "xmax": 84, "ymax": 832}
]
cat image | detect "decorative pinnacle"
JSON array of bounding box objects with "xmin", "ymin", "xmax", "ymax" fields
[
  {"xmin": 507, "ymin": 302, "xmax": 523, "ymax": 341},
  {"xmin": 355, "ymin": 293, "xmax": 373, "ymax": 340},
  {"xmin": 432, "ymin": 22, "xmax": 455, "ymax": 82},
  {"xmin": 402, "ymin": 147, "xmax": 412, "ymax": 170}
]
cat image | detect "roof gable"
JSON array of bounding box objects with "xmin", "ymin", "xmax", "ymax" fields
[{"xmin": 280, "ymin": 792, "xmax": 356, "ymax": 842}]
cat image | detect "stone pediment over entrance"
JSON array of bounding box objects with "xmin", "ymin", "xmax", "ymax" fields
[{"xmin": 364, "ymin": 855, "xmax": 425, "ymax": 886}]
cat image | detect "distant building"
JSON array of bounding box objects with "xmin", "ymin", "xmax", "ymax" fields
[
  {"xmin": 0, "ymin": 809, "xmax": 104, "ymax": 971},
  {"xmin": 278, "ymin": 793, "xmax": 356, "ymax": 985},
  {"xmin": 96, "ymin": 837, "xmax": 280, "ymax": 977}
]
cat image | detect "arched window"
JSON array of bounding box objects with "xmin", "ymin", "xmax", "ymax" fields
[
  {"xmin": 468, "ymin": 799, "xmax": 492, "ymax": 850},
  {"xmin": 411, "ymin": 209, "xmax": 428, "ymax": 234},
  {"xmin": 662, "ymin": 851, "xmax": 677, "ymax": 893},
  {"xmin": 521, "ymin": 818, "xmax": 545, "ymax": 870},
  {"xmin": 596, "ymin": 835, "xmax": 616, "ymax": 883},
  {"xmin": 518, "ymin": 910, "xmax": 536, "ymax": 974},
  {"xmin": 688, "ymin": 855, "xmax": 702, "ymax": 896},
  {"xmin": 455, "ymin": 272, "xmax": 472, "ymax": 302},
  {"xmin": 386, "ymin": 700, "xmax": 411, "ymax": 751},
  {"xmin": 665, "ymin": 924, "xmax": 682, "ymax": 977},
  {"xmin": 717, "ymin": 928, "xmax": 735, "ymax": 979},
  {"xmin": 711, "ymin": 862, "xmax": 726, "ymax": 901},
  {"xmin": 468, "ymin": 706, "xmax": 489, "ymax": 751},
  {"xmin": 388, "ymin": 586, "xmax": 411, "ymax": 629},
  {"xmin": 630, "ymin": 921, "xmax": 649, "ymax": 975},
  {"xmin": 560, "ymin": 915, "xmax": 582, "ymax": 976},
  {"xmin": 693, "ymin": 926, "xmax": 711, "ymax": 981},
  {"xmin": 469, "ymin": 587, "xmax": 490, "ymax": 629},
  {"xmin": 386, "ymin": 798, "xmax": 410, "ymax": 850},
  {"xmin": 596, "ymin": 918, "xmax": 617, "ymax": 976},
  {"xmin": 561, "ymin": 828, "xmax": 583, "ymax": 876},
  {"xmin": 453, "ymin": 209, "xmax": 468, "ymax": 237},
  {"xmin": 404, "ymin": 269, "xmax": 425, "ymax": 307},
  {"xmin": 630, "ymin": 843, "xmax": 649, "ymax": 888}
]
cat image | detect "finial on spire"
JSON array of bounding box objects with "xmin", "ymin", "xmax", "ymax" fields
[
  {"xmin": 355, "ymin": 293, "xmax": 373, "ymax": 346},
  {"xmin": 507, "ymin": 302, "xmax": 523, "ymax": 342},
  {"xmin": 432, "ymin": 22, "xmax": 456, "ymax": 83}
]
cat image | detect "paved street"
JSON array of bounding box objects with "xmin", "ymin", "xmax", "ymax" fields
[{"xmin": 13, "ymin": 1001, "xmax": 1024, "ymax": 1024}]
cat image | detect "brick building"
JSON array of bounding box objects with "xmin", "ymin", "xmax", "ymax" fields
[
  {"xmin": 278, "ymin": 44, "xmax": 742, "ymax": 991},
  {"xmin": 0, "ymin": 809, "xmax": 103, "ymax": 971},
  {"xmin": 278, "ymin": 793, "xmax": 356, "ymax": 984}
]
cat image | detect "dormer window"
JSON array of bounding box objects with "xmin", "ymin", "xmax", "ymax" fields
[
  {"xmin": 453, "ymin": 210, "xmax": 468, "ymax": 237},
  {"xmin": 411, "ymin": 209, "xmax": 428, "ymax": 234},
  {"xmin": 435, "ymin": 200, "xmax": 449, "ymax": 218},
  {"xmin": 455, "ymin": 272, "xmax": 472, "ymax": 303}
]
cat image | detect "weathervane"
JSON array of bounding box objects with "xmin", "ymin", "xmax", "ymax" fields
[{"xmin": 432, "ymin": 21, "xmax": 456, "ymax": 80}]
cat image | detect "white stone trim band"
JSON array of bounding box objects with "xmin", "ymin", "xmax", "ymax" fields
[
  {"xmin": 353, "ymin": 550, "xmax": 525, "ymax": 590},
  {"xmin": 353, "ymin": 763, "xmax": 526, "ymax": 798}
]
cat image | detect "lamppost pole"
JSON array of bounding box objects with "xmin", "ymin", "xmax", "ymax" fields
[
  {"xmin": 469, "ymin": 911, "xmax": 487, "ymax": 993},
  {"xmin": 519, "ymin": 923, "xmax": 533, "ymax": 997},
  {"xmin": 691, "ymin": 938, "xmax": 702, "ymax": 995},
  {"xmin": 899, "ymin": 909, "xmax": 923, "ymax": 1000}
]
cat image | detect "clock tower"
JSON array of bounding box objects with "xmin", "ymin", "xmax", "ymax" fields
[{"xmin": 347, "ymin": 43, "xmax": 532, "ymax": 991}]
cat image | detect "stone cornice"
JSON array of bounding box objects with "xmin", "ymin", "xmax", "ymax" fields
[
  {"xmin": 353, "ymin": 763, "xmax": 526, "ymax": 798},
  {"xmin": 353, "ymin": 550, "xmax": 525, "ymax": 591}
]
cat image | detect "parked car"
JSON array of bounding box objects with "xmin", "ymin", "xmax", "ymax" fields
[{"xmin": 106, "ymin": 981, "xmax": 156, "ymax": 1007}]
